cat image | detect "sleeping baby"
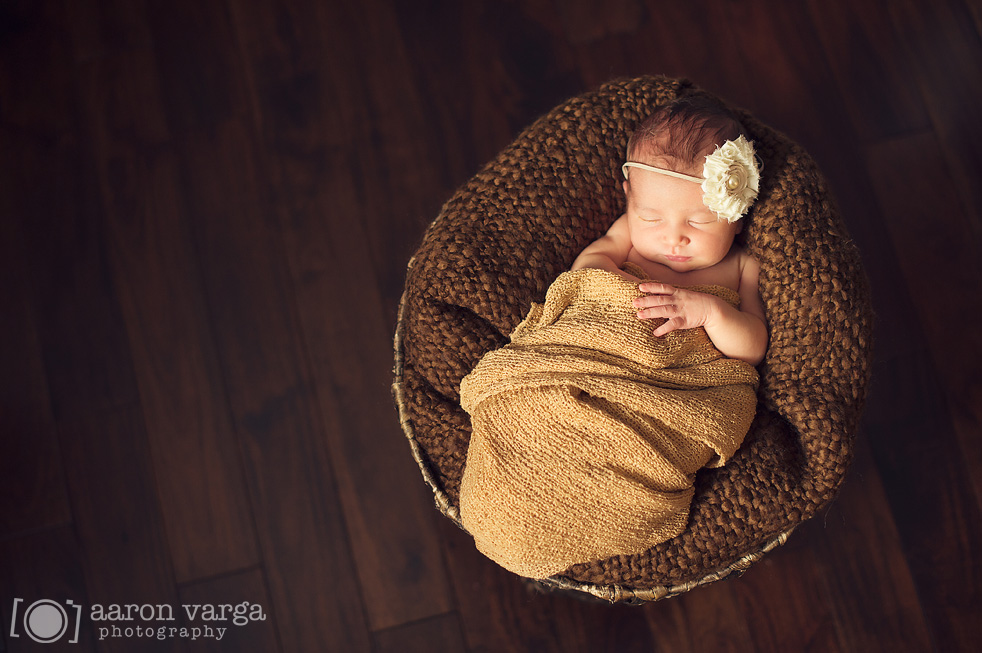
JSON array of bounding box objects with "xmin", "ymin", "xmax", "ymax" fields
[
  {"xmin": 458, "ymin": 95, "xmax": 767, "ymax": 579},
  {"xmin": 572, "ymin": 95, "xmax": 767, "ymax": 364}
]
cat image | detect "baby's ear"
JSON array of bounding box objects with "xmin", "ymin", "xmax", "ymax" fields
[{"xmin": 622, "ymin": 180, "xmax": 630, "ymax": 195}]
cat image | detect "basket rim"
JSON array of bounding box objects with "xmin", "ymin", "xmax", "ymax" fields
[{"xmin": 392, "ymin": 270, "xmax": 461, "ymax": 523}]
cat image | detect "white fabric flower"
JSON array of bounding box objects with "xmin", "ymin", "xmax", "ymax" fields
[{"xmin": 700, "ymin": 135, "xmax": 760, "ymax": 222}]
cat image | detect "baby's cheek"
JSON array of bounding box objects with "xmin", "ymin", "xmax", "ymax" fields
[
  {"xmin": 631, "ymin": 233, "xmax": 661, "ymax": 257},
  {"xmin": 704, "ymin": 235, "xmax": 736, "ymax": 262}
]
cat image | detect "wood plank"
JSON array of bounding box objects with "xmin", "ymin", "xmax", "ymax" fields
[
  {"xmin": 0, "ymin": 0, "xmax": 74, "ymax": 134},
  {"xmin": 143, "ymin": 0, "xmax": 250, "ymax": 131},
  {"xmin": 638, "ymin": 594, "xmax": 696, "ymax": 653},
  {"xmin": 722, "ymin": 539, "xmax": 842, "ymax": 653},
  {"xmin": 388, "ymin": 1, "xmax": 580, "ymax": 174},
  {"xmin": 343, "ymin": 0, "xmax": 501, "ymax": 322},
  {"xmin": 671, "ymin": 582, "xmax": 754, "ymax": 653},
  {"xmin": 887, "ymin": 0, "xmax": 982, "ymax": 238},
  {"xmin": 808, "ymin": 438, "xmax": 933, "ymax": 651},
  {"xmin": 713, "ymin": 519, "xmax": 844, "ymax": 653},
  {"xmin": 388, "ymin": 1, "xmax": 526, "ymax": 189},
  {"xmin": 0, "ymin": 528, "xmax": 95, "ymax": 651},
  {"xmin": 177, "ymin": 569, "xmax": 279, "ymax": 653},
  {"xmin": 968, "ymin": 0, "xmax": 982, "ymax": 37},
  {"xmin": 274, "ymin": 165, "xmax": 457, "ymax": 632},
  {"xmin": 373, "ymin": 613, "xmax": 467, "ymax": 653},
  {"xmin": 437, "ymin": 1, "xmax": 583, "ymax": 138},
  {"xmin": 555, "ymin": 0, "xmax": 644, "ymax": 46},
  {"xmin": 73, "ymin": 45, "xmax": 260, "ymax": 583},
  {"xmin": 865, "ymin": 133, "xmax": 982, "ymax": 652},
  {"xmin": 17, "ymin": 173, "xmax": 140, "ymax": 420},
  {"xmin": 63, "ymin": 0, "xmax": 154, "ymax": 61},
  {"xmin": 859, "ymin": 350, "xmax": 982, "ymax": 652},
  {"xmin": 0, "ymin": 137, "xmax": 71, "ymax": 537},
  {"xmin": 848, "ymin": 134, "xmax": 978, "ymax": 647},
  {"xmin": 569, "ymin": 0, "xmax": 757, "ymax": 110},
  {"xmin": 172, "ymin": 119, "xmax": 371, "ymax": 652},
  {"xmin": 6, "ymin": 15, "xmax": 140, "ymax": 423},
  {"xmin": 434, "ymin": 519, "xmax": 524, "ymax": 652},
  {"xmin": 1, "ymin": 5, "xmax": 182, "ymax": 651},
  {"xmin": 59, "ymin": 407, "xmax": 187, "ymax": 653},
  {"xmin": 227, "ymin": 0, "xmax": 457, "ymax": 631},
  {"xmin": 867, "ymin": 133, "xmax": 982, "ymax": 520},
  {"xmin": 142, "ymin": 4, "xmax": 370, "ymax": 647},
  {"xmin": 806, "ymin": 0, "xmax": 933, "ymax": 141},
  {"xmin": 722, "ymin": 0, "xmax": 858, "ymax": 167}
]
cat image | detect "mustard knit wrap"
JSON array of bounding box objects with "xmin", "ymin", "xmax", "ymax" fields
[{"xmin": 459, "ymin": 268, "xmax": 760, "ymax": 579}]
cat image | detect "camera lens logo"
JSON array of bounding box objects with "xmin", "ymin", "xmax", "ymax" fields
[{"xmin": 9, "ymin": 598, "xmax": 82, "ymax": 644}]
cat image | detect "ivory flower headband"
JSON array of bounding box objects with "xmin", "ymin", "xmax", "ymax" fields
[{"xmin": 622, "ymin": 135, "xmax": 761, "ymax": 223}]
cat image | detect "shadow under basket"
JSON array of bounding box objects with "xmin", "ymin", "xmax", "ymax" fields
[{"xmin": 392, "ymin": 76, "xmax": 873, "ymax": 604}]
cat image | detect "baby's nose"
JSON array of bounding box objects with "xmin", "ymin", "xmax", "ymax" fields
[{"xmin": 665, "ymin": 229, "xmax": 689, "ymax": 245}]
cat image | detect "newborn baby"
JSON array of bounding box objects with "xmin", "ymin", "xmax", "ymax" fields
[
  {"xmin": 572, "ymin": 95, "xmax": 767, "ymax": 364},
  {"xmin": 458, "ymin": 95, "xmax": 766, "ymax": 579}
]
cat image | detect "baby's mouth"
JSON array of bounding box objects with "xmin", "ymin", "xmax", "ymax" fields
[{"xmin": 664, "ymin": 254, "xmax": 691, "ymax": 262}]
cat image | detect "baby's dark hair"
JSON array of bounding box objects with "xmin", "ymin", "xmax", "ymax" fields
[{"xmin": 626, "ymin": 95, "xmax": 747, "ymax": 173}]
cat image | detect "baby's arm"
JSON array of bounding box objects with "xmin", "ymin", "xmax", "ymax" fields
[
  {"xmin": 633, "ymin": 254, "xmax": 768, "ymax": 365},
  {"xmin": 570, "ymin": 215, "xmax": 636, "ymax": 278},
  {"xmin": 706, "ymin": 254, "xmax": 767, "ymax": 364}
]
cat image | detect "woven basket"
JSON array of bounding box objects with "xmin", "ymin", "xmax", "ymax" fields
[{"xmin": 393, "ymin": 76, "xmax": 873, "ymax": 603}]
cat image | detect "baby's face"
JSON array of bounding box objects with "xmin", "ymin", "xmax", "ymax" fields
[{"xmin": 623, "ymin": 168, "xmax": 740, "ymax": 273}]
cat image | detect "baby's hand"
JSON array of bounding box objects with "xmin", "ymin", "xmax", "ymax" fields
[{"xmin": 633, "ymin": 282, "xmax": 722, "ymax": 337}]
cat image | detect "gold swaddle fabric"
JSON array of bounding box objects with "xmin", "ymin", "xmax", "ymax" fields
[{"xmin": 458, "ymin": 267, "xmax": 759, "ymax": 579}]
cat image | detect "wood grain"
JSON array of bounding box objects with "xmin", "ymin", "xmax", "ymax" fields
[
  {"xmin": 887, "ymin": 0, "xmax": 982, "ymax": 237},
  {"xmin": 59, "ymin": 407, "xmax": 187, "ymax": 653},
  {"xmin": 865, "ymin": 132, "xmax": 982, "ymax": 651},
  {"xmin": 0, "ymin": 154, "xmax": 70, "ymax": 537},
  {"xmin": 175, "ymin": 120, "xmax": 372, "ymax": 652},
  {"xmin": 373, "ymin": 612, "xmax": 467, "ymax": 653},
  {"xmin": 73, "ymin": 43, "xmax": 260, "ymax": 584},
  {"xmin": 806, "ymin": 0, "xmax": 932, "ymax": 141}
]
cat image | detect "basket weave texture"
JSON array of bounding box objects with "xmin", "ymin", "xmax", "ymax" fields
[{"xmin": 394, "ymin": 76, "xmax": 873, "ymax": 600}]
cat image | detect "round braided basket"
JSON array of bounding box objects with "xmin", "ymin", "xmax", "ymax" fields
[{"xmin": 393, "ymin": 76, "xmax": 873, "ymax": 603}]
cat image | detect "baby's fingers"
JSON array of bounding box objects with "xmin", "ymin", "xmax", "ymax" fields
[
  {"xmin": 635, "ymin": 303, "xmax": 677, "ymax": 320},
  {"xmin": 637, "ymin": 282, "xmax": 676, "ymax": 296},
  {"xmin": 633, "ymin": 292, "xmax": 676, "ymax": 309},
  {"xmin": 653, "ymin": 317, "xmax": 683, "ymax": 338}
]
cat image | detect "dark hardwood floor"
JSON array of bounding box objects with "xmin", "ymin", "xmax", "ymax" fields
[{"xmin": 1, "ymin": 0, "xmax": 980, "ymax": 651}]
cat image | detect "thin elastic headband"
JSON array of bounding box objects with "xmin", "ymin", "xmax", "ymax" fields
[{"xmin": 621, "ymin": 161, "xmax": 704, "ymax": 184}]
